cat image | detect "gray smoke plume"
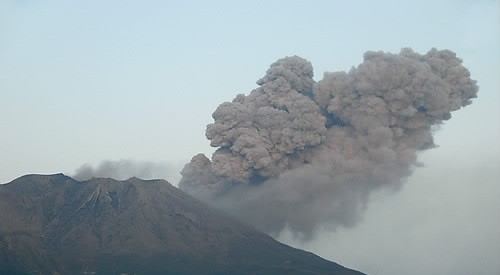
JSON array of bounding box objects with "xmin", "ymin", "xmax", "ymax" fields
[
  {"xmin": 179, "ymin": 48, "xmax": 478, "ymax": 239},
  {"xmin": 73, "ymin": 160, "xmax": 175, "ymax": 181}
]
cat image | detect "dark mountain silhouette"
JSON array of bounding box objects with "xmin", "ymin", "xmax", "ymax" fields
[{"xmin": 0, "ymin": 174, "xmax": 365, "ymax": 275}]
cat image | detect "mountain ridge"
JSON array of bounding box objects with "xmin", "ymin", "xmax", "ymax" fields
[{"xmin": 0, "ymin": 174, "xmax": 365, "ymax": 275}]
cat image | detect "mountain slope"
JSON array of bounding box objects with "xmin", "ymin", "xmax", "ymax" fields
[{"xmin": 0, "ymin": 174, "xmax": 365, "ymax": 275}]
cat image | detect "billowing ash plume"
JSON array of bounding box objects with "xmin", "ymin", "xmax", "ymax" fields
[
  {"xmin": 179, "ymin": 48, "xmax": 478, "ymax": 238},
  {"xmin": 73, "ymin": 160, "xmax": 174, "ymax": 181}
]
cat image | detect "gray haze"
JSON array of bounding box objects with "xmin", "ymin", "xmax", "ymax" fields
[
  {"xmin": 179, "ymin": 48, "xmax": 478, "ymax": 238},
  {"xmin": 281, "ymin": 149, "xmax": 500, "ymax": 275},
  {"xmin": 72, "ymin": 160, "xmax": 177, "ymax": 182}
]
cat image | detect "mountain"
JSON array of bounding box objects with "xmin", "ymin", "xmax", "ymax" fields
[{"xmin": 0, "ymin": 174, "xmax": 365, "ymax": 275}]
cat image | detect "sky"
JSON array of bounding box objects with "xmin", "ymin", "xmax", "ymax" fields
[{"xmin": 1, "ymin": 1, "xmax": 499, "ymax": 274}]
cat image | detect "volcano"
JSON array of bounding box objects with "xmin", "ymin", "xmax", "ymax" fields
[{"xmin": 0, "ymin": 174, "xmax": 365, "ymax": 275}]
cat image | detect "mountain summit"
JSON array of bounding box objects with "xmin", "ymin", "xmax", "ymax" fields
[{"xmin": 0, "ymin": 174, "xmax": 365, "ymax": 275}]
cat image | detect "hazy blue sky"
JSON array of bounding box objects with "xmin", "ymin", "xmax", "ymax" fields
[{"xmin": 1, "ymin": 1, "xmax": 499, "ymax": 274}]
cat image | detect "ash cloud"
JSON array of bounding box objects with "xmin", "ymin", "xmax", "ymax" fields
[
  {"xmin": 179, "ymin": 48, "xmax": 478, "ymax": 239},
  {"xmin": 73, "ymin": 160, "xmax": 175, "ymax": 182}
]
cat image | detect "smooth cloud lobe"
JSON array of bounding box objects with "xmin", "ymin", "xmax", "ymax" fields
[{"xmin": 179, "ymin": 48, "xmax": 478, "ymax": 238}]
